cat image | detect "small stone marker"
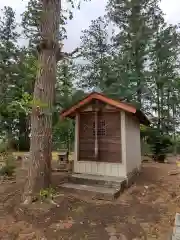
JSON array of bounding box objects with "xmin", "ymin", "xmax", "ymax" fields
[{"xmin": 172, "ymin": 213, "xmax": 180, "ymax": 240}]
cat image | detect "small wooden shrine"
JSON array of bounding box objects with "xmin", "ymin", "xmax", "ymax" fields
[{"xmin": 61, "ymin": 92, "xmax": 149, "ymax": 178}]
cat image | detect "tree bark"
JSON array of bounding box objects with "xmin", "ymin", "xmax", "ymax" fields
[{"xmin": 23, "ymin": 0, "xmax": 61, "ymax": 203}]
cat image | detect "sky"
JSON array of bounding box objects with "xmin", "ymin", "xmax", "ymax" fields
[{"xmin": 0, "ymin": 0, "xmax": 180, "ymax": 51}]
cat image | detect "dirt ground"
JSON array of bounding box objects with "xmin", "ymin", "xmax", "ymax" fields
[{"xmin": 0, "ymin": 158, "xmax": 180, "ymax": 240}]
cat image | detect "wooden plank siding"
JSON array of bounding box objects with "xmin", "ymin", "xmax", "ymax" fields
[
  {"xmin": 74, "ymin": 161, "xmax": 126, "ymax": 177},
  {"xmin": 78, "ymin": 110, "xmax": 121, "ymax": 163},
  {"xmin": 125, "ymin": 112, "xmax": 141, "ymax": 174}
]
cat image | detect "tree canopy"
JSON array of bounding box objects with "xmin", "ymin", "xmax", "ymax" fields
[{"xmin": 0, "ymin": 0, "xmax": 180, "ymax": 155}]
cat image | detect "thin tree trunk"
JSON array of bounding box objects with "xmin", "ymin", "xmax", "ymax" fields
[
  {"xmin": 136, "ymin": 66, "xmax": 142, "ymax": 108},
  {"xmin": 23, "ymin": 0, "xmax": 61, "ymax": 203},
  {"xmin": 160, "ymin": 87, "xmax": 164, "ymax": 132},
  {"xmin": 137, "ymin": 83, "xmax": 142, "ymax": 108},
  {"xmin": 167, "ymin": 89, "xmax": 170, "ymax": 122},
  {"xmin": 135, "ymin": 50, "xmax": 142, "ymax": 109},
  {"xmin": 157, "ymin": 86, "xmax": 161, "ymax": 130},
  {"xmin": 172, "ymin": 102, "xmax": 177, "ymax": 155}
]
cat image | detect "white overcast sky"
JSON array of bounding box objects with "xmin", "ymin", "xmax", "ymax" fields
[{"xmin": 0, "ymin": 0, "xmax": 180, "ymax": 51}]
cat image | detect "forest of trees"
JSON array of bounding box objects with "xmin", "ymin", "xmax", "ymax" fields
[{"xmin": 0, "ymin": 0, "xmax": 180, "ymax": 155}]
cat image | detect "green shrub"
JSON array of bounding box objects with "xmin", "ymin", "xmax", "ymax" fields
[
  {"xmin": 0, "ymin": 164, "xmax": 15, "ymax": 176},
  {"xmin": 142, "ymin": 127, "xmax": 173, "ymax": 162},
  {"xmin": 0, "ymin": 153, "xmax": 16, "ymax": 177},
  {"xmin": 0, "ymin": 141, "xmax": 9, "ymax": 153},
  {"xmin": 39, "ymin": 187, "xmax": 55, "ymax": 201}
]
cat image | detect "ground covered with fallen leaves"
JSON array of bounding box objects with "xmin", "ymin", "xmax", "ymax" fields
[{"xmin": 0, "ymin": 158, "xmax": 180, "ymax": 240}]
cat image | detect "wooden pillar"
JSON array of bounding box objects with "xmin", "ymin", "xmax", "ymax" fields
[
  {"xmin": 93, "ymin": 100, "xmax": 99, "ymax": 160},
  {"xmin": 74, "ymin": 113, "xmax": 79, "ymax": 162},
  {"xmin": 121, "ymin": 111, "xmax": 127, "ymax": 173},
  {"xmin": 94, "ymin": 110, "xmax": 98, "ymax": 159}
]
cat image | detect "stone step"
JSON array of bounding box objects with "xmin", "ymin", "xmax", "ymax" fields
[
  {"xmin": 68, "ymin": 173, "xmax": 126, "ymax": 188},
  {"xmin": 60, "ymin": 183, "xmax": 121, "ymax": 201}
]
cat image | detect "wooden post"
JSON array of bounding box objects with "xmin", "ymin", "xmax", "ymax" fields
[
  {"xmin": 95, "ymin": 110, "xmax": 98, "ymax": 159},
  {"xmin": 94, "ymin": 100, "xmax": 99, "ymax": 160}
]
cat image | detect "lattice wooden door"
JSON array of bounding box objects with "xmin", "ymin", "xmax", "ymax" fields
[
  {"xmin": 79, "ymin": 112, "xmax": 95, "ymax": 161},
  {"xmin": 98, "ymin": 112, "xmax": 121, "ymax": 163}
]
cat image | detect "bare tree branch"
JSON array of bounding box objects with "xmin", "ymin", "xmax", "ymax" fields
[{"xmin": 57, "ymin": 47, "xmax": 79, "ymax": 61}]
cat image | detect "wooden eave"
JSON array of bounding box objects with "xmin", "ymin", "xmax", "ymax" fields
[{"xmin": 60, "ymin": 92, "xmax": 150, "ymax": 126}]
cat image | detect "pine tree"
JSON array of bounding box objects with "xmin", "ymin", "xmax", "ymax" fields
[
  {"xmin": 22, "ymin": 0, "xmax": 87, "ymax": 203},
  {"xmin": 149, "ymin": 23, "xmax": 180, "ymax": 132},
  {"xmin": 22, "ymin": 0, "xmax": 62, "ymax": 203},
  {"xmin": 107, "ymin": 0, "xmax": 164, "ymax": 108},
  {"xmin": 21, "ymin": 0, "xmax": 41, "ymax": 50},
  {"xmin": 21, "ymin": 0, "xmax": 67, "ymax": 52},
  {"xmin": 53, "ymin": 59, "xmax": 74, "ymax": 150},
  {"xmin": 77, "ymin": 17, "xmax": 111, "ymax": 90},
  {"xmin": 0, "ymin": 6, "xmax": 20, "ymax": 140}
]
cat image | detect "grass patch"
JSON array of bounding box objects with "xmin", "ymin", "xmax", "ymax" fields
[{"xmin": 0, "ymin": 153, "xmax": 16, "ymax": 177}]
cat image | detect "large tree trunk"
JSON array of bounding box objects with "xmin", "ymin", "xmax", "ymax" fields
[{"xmin": 23, "ymin": 0, "xmax": 61, "ymax": 203}]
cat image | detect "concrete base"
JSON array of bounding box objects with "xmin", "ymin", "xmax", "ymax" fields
[
  {"xmin": 69, "ymin": 173, "xmax": 126, "ymax": 188},
  {"xmin": 60, "ymin": 182, "xmax": 121, "ymax": 201},
  {"xmin": 60, "ymin": 173, "xmax": 127, "ymax": 201},
  {"xmin": 126, "ymin": 167, "xmax": 140, "ymax": 187}
]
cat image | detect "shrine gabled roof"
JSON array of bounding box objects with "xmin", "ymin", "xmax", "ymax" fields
[{"xmin": 60, "ymin": 92, "xmax": 150, "ymax": 126}]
